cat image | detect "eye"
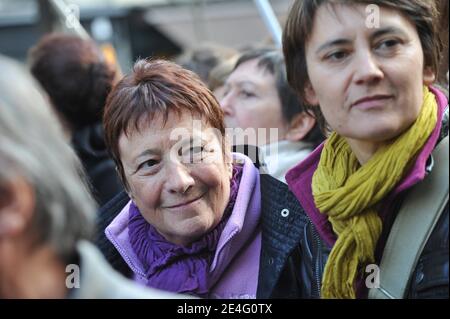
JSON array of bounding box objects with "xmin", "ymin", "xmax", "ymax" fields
[
  {"xmin": 178, "ymin": 144, "xmax": 204, "ymax": 156},
  {"xmin": 178, "ymin": 143, "xmax": 206, "ymax": 164},
  {"xmin": 376, "ymin": 38, "xmax": 401, "ymax": 51},
  {"xmin": 324, "ymin": 50, "xmax": 349, "ymax": 62},
  {"xmin": 189, "ymin": 145, "xmax": 204, "ymax": 154},
  {"xmin": 239, "ymin": 90, "xmax": 255, "ymax": 98},
  {"xmin": 138, "ymin": 159, "xmax": 159, "ymax": 171}
]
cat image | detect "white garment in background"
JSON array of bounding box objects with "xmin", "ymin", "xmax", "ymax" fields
[{"xmin": 260, "ymin": 140, "xmax": 315, "ymax": 183}]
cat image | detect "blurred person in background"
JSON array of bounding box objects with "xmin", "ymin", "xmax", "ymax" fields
[
  {"xmin": 177, "ymin": 42, "xmax": 238, "ymax": 88},
  {"xmin": 28, "ymin": 33, "xmax": 123, "ymax": 206},
  {"xmin": 220, "ymin": 48, "xmax": 325, "ymax": 183},
  {"xmin": 208, "ymin": 55, "xmax": 239, "ymax": 101},
  {"xmin": 0, "ymin": 55, "xmax": 182, "ymax": 299}
]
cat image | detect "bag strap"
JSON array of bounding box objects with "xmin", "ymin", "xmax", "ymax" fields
[{"xmin": 368, "ymin": 135, "xmax": 449, "ymax": 299}]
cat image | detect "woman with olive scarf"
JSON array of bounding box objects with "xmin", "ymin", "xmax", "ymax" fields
[{"xmin": 257, "ymin": 0, "xmax": 449, "ymax": 299}]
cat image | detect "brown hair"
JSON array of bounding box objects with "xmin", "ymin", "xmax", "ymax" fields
[
  {"xmin": 29, "ymin": 33, "xmax": 116, "ymax": 129},
  {"xmin": 103, "ymin": 59, "xmax": 225, "ymax": 185},
  {"xmin": 283, "ymin": 0, "xmax": 443, "ymax": 130}
]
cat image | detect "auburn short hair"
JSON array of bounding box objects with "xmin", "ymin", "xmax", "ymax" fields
[{"xmin": 103, "ymin": 58, "xmax": 225, "ymax": 185}]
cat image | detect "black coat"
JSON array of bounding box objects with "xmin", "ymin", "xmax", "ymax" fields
[
  {"xmin": 72, "ymin": 123, "xmax": 123, "ymax": 206},
  {"xmin": 257, "ymin": 110, "xmax": 449, "ymax": 299}
]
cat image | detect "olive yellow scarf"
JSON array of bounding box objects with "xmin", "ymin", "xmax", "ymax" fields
[{"xmin": 312, "ymin": 87, "xmax": 438, "ymax": 299}]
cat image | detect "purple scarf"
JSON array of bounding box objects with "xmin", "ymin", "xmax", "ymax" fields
[{"xmin": 128, "ymin": 164, "xmax": 243, "ymax": 296}]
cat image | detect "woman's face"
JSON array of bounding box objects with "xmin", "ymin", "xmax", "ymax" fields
[
  {"xmin": 118, "ymin": 111, "xmax": 232, "ymax": 246},
  {"xmin": 305, "ymin": 4, "xmax": 435, "ymax": 157},
  {"xmin": 220, "ymin": 59, "xmax": 288, "ymax": 145}
]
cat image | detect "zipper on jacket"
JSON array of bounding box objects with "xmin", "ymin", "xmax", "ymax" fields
[
  {"xmin": 312, "ymin": 225, "xmax": 323, "ymax": 298},
  {"xmin": 305, "ymin": 214, "xmax": 323, "ymax": 298}
]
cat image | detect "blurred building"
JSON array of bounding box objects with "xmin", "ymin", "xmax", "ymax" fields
[{"xmin": 0, "ymin": 0, "xmax": 293, "ymax": 72}]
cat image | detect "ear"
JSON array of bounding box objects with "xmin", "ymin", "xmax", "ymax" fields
[
  {"xmin": 285, "ymin": 113, "xmax": 317, "ymax": 142},
  {"xmin": 304, "ymin": 81, "xmax": 319, "ymax": 106},
  {"xmin": 0, "ymin": 177, "xmax": 35, "ymax": 238},
  {"xmin": 423, "ymin": 66, "xmax": 436, "ymax": 86}
]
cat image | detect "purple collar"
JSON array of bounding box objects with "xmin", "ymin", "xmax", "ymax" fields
[{"xmin": 285, "ymin": 86, "xmax": 448, "ymax": 247}]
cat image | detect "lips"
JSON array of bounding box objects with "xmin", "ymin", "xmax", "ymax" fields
[
  {"xmin": 351, "ymin": 94, "xmax": 393, "ymax": 109},
  {"xmin": 163, "ymin": 193, "xmax": 206, "ymax": 209}
]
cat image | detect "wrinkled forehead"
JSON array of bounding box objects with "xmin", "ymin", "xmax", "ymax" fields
[
  {"xmin": 118, "ymin": 110, "xmax": 223, "ymax": 155},
  {"xmin": 122, "ymin": 109, "xmax": 206, "ymax": 137},
  {"xmin": 227, "ymin": 59, "xmax": 276, "ymax": 88}
]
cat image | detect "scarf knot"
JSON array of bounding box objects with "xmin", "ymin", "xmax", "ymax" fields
[{"xmin": 312, "ymin": 86, "xmax": 438, "ymax": 298}]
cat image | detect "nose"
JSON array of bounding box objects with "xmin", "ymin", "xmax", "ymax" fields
[
  {"xmin": 220, "ymin": 90, "xmax": 234, "ymax": 116},
  {"xmin": 352, "ymin": 50, "xmax": 384, "ymax": 85},
  {"xmin": 164, "ymin": 161, "xmax": 195, "ymax": 195}
]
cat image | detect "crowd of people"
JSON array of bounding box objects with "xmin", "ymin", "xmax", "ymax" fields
[{"xmin": 0, "ymin": 0, "xmax": 448, "ymax": 299}]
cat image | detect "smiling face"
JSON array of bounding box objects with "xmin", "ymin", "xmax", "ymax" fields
[
  {"xmin": 305, "ymin": 4, "xmax": 435, "ymax": 161},
  {"xmin": 220, "ymin": 59, "xmax": 288, "ymax": 145},
  {"xmin": 118, "ymin": 111, "xmax": 232, "ymax": 246}
]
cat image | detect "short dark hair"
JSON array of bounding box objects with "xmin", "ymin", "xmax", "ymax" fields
[
  {"xmin": 234, "ymin": 48, "xmax": 324, "ymax": 146},
  {"xmin": 103, "ymin": 59, "xmax": 226, "ymax": 186},
  {"xmin": 283, "ymin": 0, "xmax": 443, "ymax": 130},
  {"xmin": 29, "ymin": 33, "xmax": 116, "ymax": 129}
]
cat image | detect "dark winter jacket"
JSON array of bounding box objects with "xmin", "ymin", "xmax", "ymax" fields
[{"xmin": 72, "ymin": 123, "xmax": 123, "ymax": 206}]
